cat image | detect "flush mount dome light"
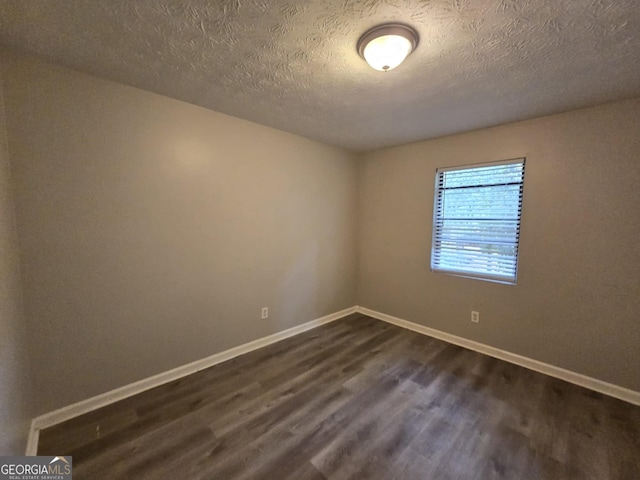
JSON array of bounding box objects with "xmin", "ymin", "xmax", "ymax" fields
[{"xmin": 357, "ymin": 23, "xmax": 419, "ymax": 72}]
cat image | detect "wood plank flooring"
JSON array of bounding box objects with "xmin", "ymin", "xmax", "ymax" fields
[{"xmin": 38, "ymin": 314, "xmax": 640, "ymax": 479}]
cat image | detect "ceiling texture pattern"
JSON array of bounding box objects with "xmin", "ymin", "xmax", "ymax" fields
[{"xmin": 1, "ymin": 0, "xmax": 639, "ymax": 151}]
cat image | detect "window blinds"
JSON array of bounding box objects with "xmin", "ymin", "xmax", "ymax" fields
[{"xmin": 430, "ymin": 158, "xmax": 526, "ymax": 284}]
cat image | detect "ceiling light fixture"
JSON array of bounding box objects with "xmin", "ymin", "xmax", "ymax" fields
[{"xmin": 357, "ymin": 23, "xmax": 419, "ymax": 72}]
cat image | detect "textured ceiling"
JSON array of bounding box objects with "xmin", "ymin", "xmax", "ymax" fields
[{"xmin": 1, "ymin": 0, "xmax": 639, "ymax": 151}]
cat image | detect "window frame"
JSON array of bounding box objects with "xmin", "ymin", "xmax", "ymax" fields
[{"xmin": 430, "ymin": 157, "xmax": 526, "ymax": 285}]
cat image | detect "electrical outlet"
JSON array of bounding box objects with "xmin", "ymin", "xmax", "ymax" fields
[
  {"xmin": 471, "ymin": 311, "xmax": 479, "ymax": 323},
  {"xmin": 261, "ymin": 307, "xmax": 269, "ymax": 319}
]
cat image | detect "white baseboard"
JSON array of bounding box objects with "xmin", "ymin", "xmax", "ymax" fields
[
  {"xmin": 25, "ymin": 421, "xmax": 39, "ymax": 456},
  {"xmin": 25, "ymin": 306, "xmax": 357, "ymax": 455},
  {"xmin": 26, "ymin": 303, "xmax": 639, "ymax": 455},
  {"xmin": 356, "ymin": 306, "xmax": 640, "ymax": 407}
]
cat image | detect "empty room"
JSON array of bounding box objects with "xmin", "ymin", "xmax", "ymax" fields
[{"xmin": 1, "ymin": 1, "xmax": 639, "ymax": 479}]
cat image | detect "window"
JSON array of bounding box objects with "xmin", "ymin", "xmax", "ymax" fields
[{"xmin": 430, "ymin": 158, "xmax": 526, "ymax": 284}]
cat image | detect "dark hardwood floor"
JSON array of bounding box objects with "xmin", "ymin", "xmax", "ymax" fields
[{"xmin": 38, "ymin": 314, "xmax": 640, "ymax": 479}]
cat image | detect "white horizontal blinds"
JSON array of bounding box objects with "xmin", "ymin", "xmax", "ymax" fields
[{"xmin": 431, "ymin": 159, "xmax": 525, "ymax": 283}]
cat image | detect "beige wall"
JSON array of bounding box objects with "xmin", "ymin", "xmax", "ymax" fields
[
  {"xmin": 357, "ymin": 98, "xmax": 640, "ymax": 391},
  {"xmin": 2, "ymin": 52, "xmax": 358, "ymax": 415},
  {"xmin": 3, "ymin": 47, "xmax": 639, "ymax": 426},
  {"xmin": 0, "ymin": 53, "xmax": 32, "ymax": 454}
]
